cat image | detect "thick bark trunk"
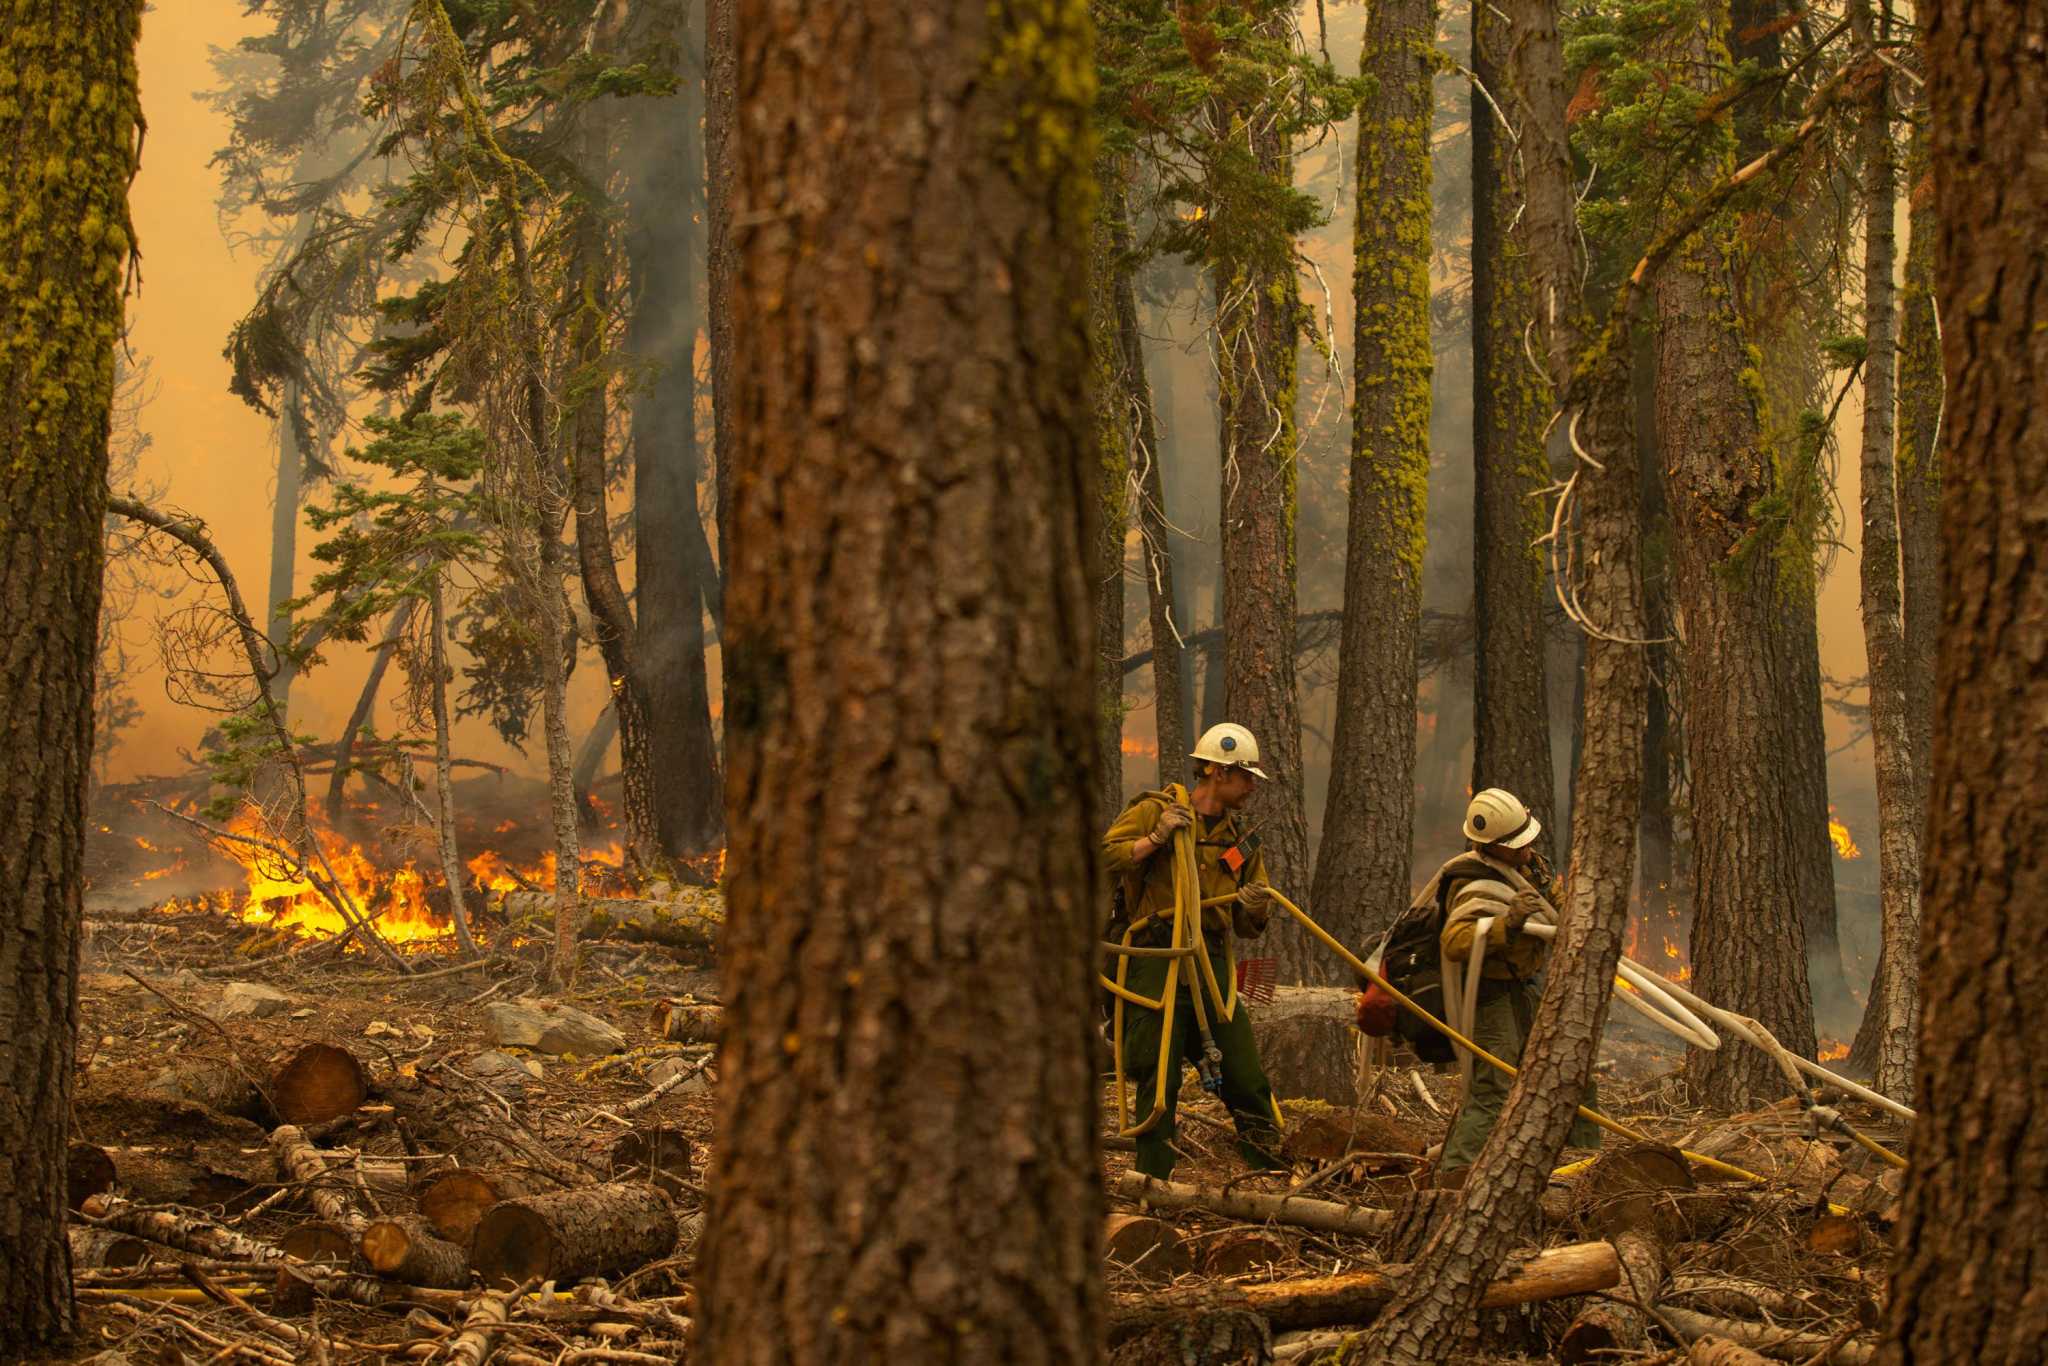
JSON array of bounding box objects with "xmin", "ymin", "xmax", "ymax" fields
[
  {"xmin": 0, "ymin": 9, "xmax": 142, "ymax": 1350},
  {"xmin": 1658, "ymin": 2, "xmax": 1817, "ymax": 1110},
  {"xmin": 1353, "ymin": 0, "xmax": 1647, "ymax": 1353},
  {"xmin": 1309, "ymin": 0, "xmax": 1434, "ymax": 974},
  {"xmin": 625, "ymin": 8, "xmax": 725, "ymax": 858},
  {"xmin": 1090, "ymin": 163, "xmax": 1132, "ymax": 819},
  {"xmin": 1469, "ymin": 0, "xmax": 1557, "ymax": 859},
  {"xmin": 473, "ymin": 1183, "xmax": 677, "ymax": 1288},
  {"xmin": 1214, "ymin": 11, "xmax": 1312, "ymax": 973},
  {"xmin": 1632, "ymin": 329, "xmax": 1677, "ymax": 905},
  {"xmin": 696, "ymin": 2, "xmax": 1103, "ymax": 1359},
  {"xmin": 429, "ymin": 578, "xmax": 480, "ymax": 957},
  {"xmin": 1846, "ymin": 0, "xmax": 1917, "ymax": 1100},
  {"xmin": 1881, "ymin": 2, "xmax": 2048, "ymax": 1358}
]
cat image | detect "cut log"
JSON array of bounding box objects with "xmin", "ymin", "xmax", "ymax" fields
[
  {"xmin": 1114, "ymin": 1172, "xmax": 1392, "ymax": 1239},
  {"xmin": 1240, "ymin": 1239, "xmax": 1619, "ymax": 1330},
  {"xmin": 272, "ymin": 1043, "xmax": 368, "ymax": 1125},
  {"xmin": 145, "ymin": 1060, "xmax": 270, "ymax": 1122},
  {"xmin": 609, "ymin": 1126, "xmax": 695, "ymax": 1198},
  {"xmin": 1557, "ymin": 1228, "xmax": 1667, "ymax": 1364},
  {"xmin": 1689, "ymin": 1336, "xmax": 1776, "ymax": 1366},
  {"xmin": 1110, "ymin": 1240, "xmax": 1620, "ymax": 1339},
  {"xmin": 270, "ymin": 1125, "xmax": 366, "ymax": 1232},
  {"xmin": 416, "ymin": 1170, "xmax": 538, "ymax": 1246},
  {"xmin": 68, "ymin": 1226, "xmax": 152, "ymax": 1270},
  {"xmin": 360, "ymin": 1216, "xmax": 472, "ymax": 1289},
  {"xmin": 68, "ymin": 1142, "xmax": 116, "ymax": 1210},
  {"xmin": 471, "ymin": 1182, "xmax": 679, "ymax": 1287},
  {"xmin": 1659, "ymin": 1305, "xmax": 1875, "ymax": 1364},
  {"xmin": 649, "ymin": 999, "xmax": 723, "ymax": 1044},
  {"xmin": 498, "ymin": 891, "xmax": 722, "ymax": 957},
  {"xmin": 277, "ymin": 1221, "xmax": 358, "ymax": 1266},
  {"xmin": 1199, "ymin": 1230, "xmax": 1289, "ymax": 1279},
  {"xmin": 1103, "ymin": 1213, "xmax": 1194, "ymax": 1284},
  {"xmin": 1108, "ymin": 1304, "xmax": 1273, "ymax": 1364}
]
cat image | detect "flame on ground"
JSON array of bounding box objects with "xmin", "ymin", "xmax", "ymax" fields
[
  {"xmin": 1819, "ymin": 1038, "xmax": 1850, "ymax": 1062},
  {"xmin": 1829, "ymin": 807, "xmax": 1862, "ymax": 860}
]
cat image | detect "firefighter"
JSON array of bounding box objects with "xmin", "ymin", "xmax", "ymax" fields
[
  {"xmin": 1432, "ymin": 787, "xmax": 1602, "ymax": 1179},
  {"xmin": 1102, "ymin": 723, "xmax": 1287, "ymax": 1179}
]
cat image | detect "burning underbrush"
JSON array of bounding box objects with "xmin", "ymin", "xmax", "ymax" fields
[{"xmin": 82, "ymin": 775, "xmax": 708, "ymax": 957}]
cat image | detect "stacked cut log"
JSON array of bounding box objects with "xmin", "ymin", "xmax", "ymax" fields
[
  {"xmin": 416, "ymin": 1169, "xmax": 538, "ymax": 1246},
  {"xmin": 1103, "ymin": 1213, "xmax": 1194, "ymax": 1284},
  {"xmin": 1556, "ymin": 1143, "xmax": 1694, "ymax": 1364},
  {"xmin": 497, "ymin": 890, "xmax": 721, "ymax": 957},
  {"xmin": 360, "ymin": 1215, "xmax": 472, "ymax": 1289},
  {"xmin": 272, "ymin": 1043, "xmax": 369, "ymax": 1125}
]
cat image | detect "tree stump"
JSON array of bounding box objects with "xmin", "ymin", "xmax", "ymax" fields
[
  {"xmin": 67, "ymin": 1142, "xmax": 115, "ymax": 1211},
  {"xmin": 272, "ymin": 1043, "xmax": 368, "ymax": 1125},
  {"xmin": 1104, "ymin": 1213, "xmax": 1194, "ymax": 1284},
  {"xmin": 471, "ymin": 1182, "xmax": 679, "ymax": 1287},
  {"xmin": 1251, "ymin": 988, "xmax": 1363, "ymax": 1105},
  {"xmin": 609, "ymin": 1127, "xmax": 694, "ymax": 1198}
]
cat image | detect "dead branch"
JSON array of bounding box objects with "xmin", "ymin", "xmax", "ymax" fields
[{"xmin": 1114, "ymin": 1172, "xmax": 1394, "ymax": 1239}]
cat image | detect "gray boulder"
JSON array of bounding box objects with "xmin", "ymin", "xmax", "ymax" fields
[
  {"xmin": 482, "ymin": 998, "xmax": 626, "ymax": 1057},
  {"xmin": 217, "ymin": 982, "xmax": 292, "ymax": 1020}
]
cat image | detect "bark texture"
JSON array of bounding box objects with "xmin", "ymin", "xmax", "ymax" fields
[
  {"xmin": 1881, "ymin": 0, "xmax": 2048, "ymax": 1358},
  {"xmin": 1658, "ymin": 2, "xmax": 1816, "ymax": 1108},
  {"xmin": 1847, "ymin": 0, "xmax": 1917, "ymax": 1100},
  {"xmin": 1310, "ymin": 0, "xmax": 1435, "ymax": 972},
  {"xmin": 703, "ymin": 0, "xmax": 736, "ymax": 569},
  {"xmin": 0, "ymin": 7, "xmax": 143, "ymax": 1349},
  {"xmin": 697, "ymin": 2, "xmax": 1104, "ymax": 1359},
  {"xmin": 1090, "ymin": 163, "xmax": 1132, "ymax": 818},
  {"xmin": 625, "ymin": 1, "xmax": 725, "ymax": 859},
  {"xmin": 1469, "ymin": 0, "xmax": 1557, "ymax": 858},
  {"xmin": 1352, "ymin": 0, "xmax": 1646, "ymax": 1352},
  {"xmin": 1215, "ymin": 11, "xmax": 1312, "ymax": 966},
  {"xmin": 473, "ymin": 1182, "xmax": 678, "ymax": 1288}
]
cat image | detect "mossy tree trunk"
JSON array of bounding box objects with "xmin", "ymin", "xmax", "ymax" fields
[
  {"xmin": 0, "ymin": 4, "xmax": 144, "ymax": 1352},
  {"xmin": 696, "ymin": 0, "xmax": 1104, "ymax": 1358},
  {"xmin": 1882, "ymin": 0, "xmax": 2048, "ymax": 1355},
  {"xmin": 1469, "ymin": 0, "xmax": 1556, "ymax": 861},
  {"xmin": 1311, "ymin": 0, "xmax": 1435, "ymax": 969}
]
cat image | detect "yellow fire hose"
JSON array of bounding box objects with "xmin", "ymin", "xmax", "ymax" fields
[{"xmin": 1103, "ymin": 843, "xmax": 1902, "ymax": 1183}]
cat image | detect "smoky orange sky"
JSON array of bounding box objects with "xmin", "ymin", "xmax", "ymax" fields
[{"xmin": 114, "ymin": 3, "xmax": 1878, "ymax": 817}]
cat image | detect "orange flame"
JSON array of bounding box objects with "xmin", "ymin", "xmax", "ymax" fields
[
  {"xmin": 1818, "ymin": 1039, "xmax": 1850, "ymax": 1062},
  {"xmin": 1120, "ymin": 735, "xmax": 1160, "ymax": 759},
  {"xmin": 1828, "ymin": 808, "xmax": 1862, "ymax": 860}
]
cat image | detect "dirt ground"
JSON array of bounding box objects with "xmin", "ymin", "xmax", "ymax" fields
[{"xmin": 38, "ymin": 860, "xmax": 1907, "ymax": 1364}]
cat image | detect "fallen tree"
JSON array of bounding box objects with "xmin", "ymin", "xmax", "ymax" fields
[
  {"xmin": 496, "ymin": 890, "xmax": 722, "ymax": 957},
  {"xmin": 471, "ymin": 1182, "xmax": 680, "ymax": 1287},
  {"xmin": 1114, "ymin": 1172, "xmax": 1395, "ymax": 1239}
]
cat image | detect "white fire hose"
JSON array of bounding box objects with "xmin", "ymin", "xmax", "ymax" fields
[{"xmin": 1441, "ymin": 876, "xmax": 1915, "ymax": 1131}]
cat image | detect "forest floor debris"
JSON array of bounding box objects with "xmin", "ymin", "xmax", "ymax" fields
[{"xmin": 38, "ymin": 880, "xmax": 1905, "ymax": 1364}]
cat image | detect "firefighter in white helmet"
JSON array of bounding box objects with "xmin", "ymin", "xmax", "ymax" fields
[
  {"xmin": 1428, "ymin": 787, "xmax": 1600, "ymax": 1180},
  {"xmin": 1101, "ymin": 723, "xmax": 1285, "ymax": 1178}
]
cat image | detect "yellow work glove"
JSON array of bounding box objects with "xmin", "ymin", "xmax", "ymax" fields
[
  {"xmin": 1148, "ymin": 801, "xmax": 1195, "ymax": 847},
  {"xmin": 1232, "ymin": 883, "xmax": 1274, "ymax": 937}
]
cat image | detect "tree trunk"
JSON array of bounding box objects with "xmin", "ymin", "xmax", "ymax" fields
[
  {"xmin": 1122, "ymin": 270, "xmax": 1191, "ymax": 783},
  {"xmin": 1351, "ymin": 0, "xmax": 1648, "ymax": 1351},
  {"xmin": 267, "ymin": 379, "xmax": 304, "ymax": 706},
  {"xmin": 1308, "ymin": 0, "xmax": 1434, "ymax": 976},
  {"xmin": 329, "ymin": 598, "xmax": 413, "ymax": 818},
  {"xmin": 538, "ymin": 537, "xmax": 582, "ymax": 988},
  {"xmin": 473, "ymin": 1183, "xmax": 677, "ymax": 1288},
  {"xmin": 703, "ymin": 0, "xmax": 736, "ymax": 577},
  {"xmin": 1214, "ymin": 11, "xmax": 1313, "ymax": 971},
  {"xmin": 1090, "ymin": 162, "xmax": 1132, "ymax": 819},
  {"xmin": 1845, "ymin": 0, "xmax": 1918, "ymax": 1101},
  {"xmin": 1469, "ymin": 0, "xmax": 1557, "ymax": 860},
  {"xmin": 429, "ymin": 577, "xmax": 480, "ymax": 957},
  {"xmin": 1658, "ymin": 2, "xmax": 1816, "ymax": 1110},
  {"xmin": 625, "ymin": 4, "xmax": 725, "ymax": 859},
  {"xmin": 1636, "ymin": 334, "xmax": 1676, "ymax": 906},
  {"xmin": 1881, "ymin": 1, "xmax": 2048, "ymax": 1358},
  {"xmin": 0, "ymin": 8, "xmax": 142, "ymax": 1351},
  {"xmin": 1852, "ymin": 74, "xmax": 1936, "ymax": 1089},
  {"xmin": 568, "ymin": 114, "xmax": 665, "ymax": 881},
  {"xmin": 695, "ymin": 1, "xmax": 1103, "ymax": 1359}
]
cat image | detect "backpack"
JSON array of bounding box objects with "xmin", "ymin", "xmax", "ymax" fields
[{"xmin": 1357, "ymin": 853, "xmax": 1498, "ymax": 1066}]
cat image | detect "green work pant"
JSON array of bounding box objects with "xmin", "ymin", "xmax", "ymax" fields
[
  {"xmin": 1117, "ymin": 943, "xmax": 1285, "ymax": 1179},
  {"xmin": 1439, "ymin": 982, "xmax": 1604, "ymax": 1171}
]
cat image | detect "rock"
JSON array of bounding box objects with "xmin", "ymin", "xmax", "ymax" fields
[
  {"xmin": 482, "ymin": 999, "xmax": 625, "ymax": 1057},
  {"xmin": 647, "ymin": 1054, "xmax": 711, "ymax": 1094},
  {"xmin": 218, "ymin": 982, "xmax": 292, "ymax": 1019},
  {"xmin": 1249, "ymin": 986, "xmax": 1361, "ymax": 1106},
  {"xmin": 469, "ymin": 1049, "xmax": 544, "ymax": 1093}
]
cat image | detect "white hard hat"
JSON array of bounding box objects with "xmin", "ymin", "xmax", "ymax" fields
[
  {"xmin": 1190, "ymin": 722, "xmax": 1271, "ymax": 779},
  {"xmin": 1464, "ymin": 787, "xmax": 1540, "ymax": 849}
]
